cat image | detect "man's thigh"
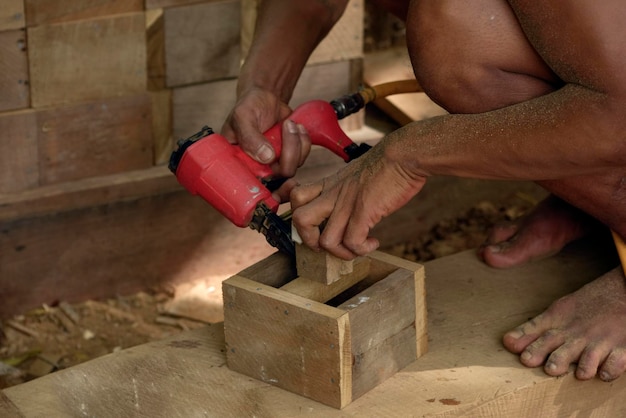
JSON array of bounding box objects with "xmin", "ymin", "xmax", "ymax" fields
[{"xmin": 405, "ymin": 0, "xmax": 560, "ymax": 112}]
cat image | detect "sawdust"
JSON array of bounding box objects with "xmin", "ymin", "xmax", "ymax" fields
[{"xmin": 0, "ymin": 198, "xmax": 531, "ymax": 390}]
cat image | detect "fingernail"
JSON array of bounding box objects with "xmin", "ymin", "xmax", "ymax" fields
[
  {"xmin": 256, "ymin": 144, "xmax": 274, "ymax": 163},
  {"xmin": 507, "ymin": 329, "xmax": 523, "ymax": 339},
  {"xmin": 297, "ymin": 123, "xmax": 307, "ymax": 134},
  {"xmin": 521, "ymin": 351, "xmax": 532, "ymax": 361},
  {"xmin": 546, "ymin": 362, "xmax": 557, "ymax": 372},
  {"xmin": 488, "ymin": 244, "xmax": 502, "ymax": 254},
  {"xmin": 600, "ymin": 371, "xmax": 611, "ymax": 381},
  {"xmin": 286, "ymin": 119, "xmax": 298, "ymax": 134}
]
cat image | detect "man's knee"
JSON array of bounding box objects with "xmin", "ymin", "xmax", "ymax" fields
[{"xmin": 405, "ymin": 0, "xmax": 558, "ymax": 114}]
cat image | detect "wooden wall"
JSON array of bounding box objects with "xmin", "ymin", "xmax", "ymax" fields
[{"xmin": 0, "ymin": 0, "xmax": 364, "ymax": 317}]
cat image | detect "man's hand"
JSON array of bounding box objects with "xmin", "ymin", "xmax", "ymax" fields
[
  {"xmin": 221, "ymin": 87, "xmax": 311, "ymax": 181},
  {"xmin": 290, "ymin": 145, "xmax": 427, "ymax": 260}
]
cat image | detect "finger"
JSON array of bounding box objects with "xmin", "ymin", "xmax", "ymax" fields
[
  {"xmin": 296, "ymin": 123, "xmax": 312, "ymax": 167},
  {"xmin": 290, "ymin": 182, "xmax": 323, "ymax": 211},
  {"xmin": 271, "ymin": 178, "xmax": 299, "ymax": 204},
  {"xmin": 274, "ymin": 120, "xmax": 302, "ymax": 178},
  {"xmin": 291, "ymin": 183, "xmax": 327, "ymax": 251},
  {"xmin": 318, "ymin": 184, "xmax": 360, "ymax": 260},
  {"xmin": 237, "ymin": 125, "xmax": 275, "ymax": 164},
  {"xmin": 344, "ymin": 215, "xmax": 380, "ymax": 256}
]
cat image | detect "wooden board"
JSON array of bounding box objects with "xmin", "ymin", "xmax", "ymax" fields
[
  {"xmin": 363, "ymin": 47, "xmax": 447, "ymax": 126},
  {"xmin": 146, "ymin": 0, "xmax": 205, "ymax": 9},
  {"xmin": 164, "ymin": 0, "xmax": 240, "ymax": 87},
  {"xmin": 37, "ymin": 94, "xmax": 153, "ymax": 185},
  {"xmin": 24, "ymin": 0, "xmax": 143, "ymax": 26},
  {"xmin": 0, "ymin": 0, "xmax": 25, "ymax": 31},
  {"xmin": 241, "ymin": 0, "xmax": 363, "ymax": 66},
  {"xmin": 0, "ymin": 29, "xmax": 29, "ymax": 112},
  {"xmin": 27, "ymin": 13, "xmax": 147, "ymax": 108},
  {"xmin": 146, "ymin": 8, "xmax": 166, "ymax": 91},
  {"xmin": 3, "ymin": 239, "xmax": 622, "ymax": 416},
  {"xmin": 295, "ymin": 243, "xmax": 356, "ymax": 284},
  {"xmin": 0, "ymin": 187, "xmax": 274, "ymax": 319},
  {"xmin": 224, "ymin": 276, "xmax": 352, "ymax": 409},
  {"xmin": 0, "ymin": 166, "xmax": 178, "ymax": 223},
  {"xmin": 151, "ymin": 89, "xmax": 174, "ymax": 165},
  {"xmin": 0, "ymin": 110, "xmax": 38, "ymax": 194},
  {"xmin": 172, "ymin": 78, "xmax": 237, "ymax": 140}
]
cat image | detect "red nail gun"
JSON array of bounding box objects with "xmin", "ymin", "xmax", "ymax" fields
[{"xmin": 168, "ymin": 93, "xmax": 371, "ymax": 257}]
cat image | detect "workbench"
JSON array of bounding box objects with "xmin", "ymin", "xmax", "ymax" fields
[{"xmin": 3, "ymin": 238, "xmax": 623, "ymax": 417}]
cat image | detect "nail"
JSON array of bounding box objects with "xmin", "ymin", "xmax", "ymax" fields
[
  {"xmin": 600, "ymin": 371, "xmax": 611, "ymax": 381},
  {"xmin": 545, "ymin": 362, "xmax": 557, "ymax": 372},
  {"xmin": 297, "ymin": 123, "xmax": 307, "ymax": 134},
  {"xmin": 521, "ymin": 351, "xmax": 532, "ymax": 361},
  {"xmin": 286, "ymin": 119, "xmax": 298, "ymax": 134},
  {"xmin": 507, "ymin": 329, "xmax": 523, "ymax": 339},
  {"xmin": 488, "ymin": 244, "xmax": 502, "ymax": 254},
  {"xmin": 256, "ymin": 144, "xmax": 274, "ymax": 163}
]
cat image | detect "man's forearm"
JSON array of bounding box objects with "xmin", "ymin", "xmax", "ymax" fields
[
  {"xmin": 238, "ymin": 0, "xmax": 349, "ymax": 102},
  {"xmin": 383, "ymin": 83, "xmax": 626, "ymax": 181}
]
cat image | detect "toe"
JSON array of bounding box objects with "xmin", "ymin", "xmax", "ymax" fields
[
  {"xmin": 519, "ymin": 329, "xmax": 566, "ymax": 368},
  {"xmin": 599, "ymin": 348, "xmax": 626, "ymax": 382},
  {"xmin": 482, "ymin": 235, "xmax": 534, "ymax": 269},
  {"xmin": 503, "ymin": 313, "xmax": 551, "ymax": 354},
  {"xmin": 575, "ymin": 344, "xmax": 608, "ymax": 380},
  {"xmin": 544, "ymin": 339, "xmax": 587, "ymax": 377}
]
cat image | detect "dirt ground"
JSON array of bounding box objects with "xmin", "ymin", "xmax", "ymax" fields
[{"xmin": 0, "ymin": 196, "xmax": 533, "ymax": 390}]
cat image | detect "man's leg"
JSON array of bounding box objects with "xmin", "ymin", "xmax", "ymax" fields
[{"xmin": 405, "ymin": 0, "xmax": 626, "ymax": 380}]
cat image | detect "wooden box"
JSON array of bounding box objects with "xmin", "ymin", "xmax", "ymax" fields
[{"xmin": 223, "ymin": 250, "xmax": 427, "ymax": 409}]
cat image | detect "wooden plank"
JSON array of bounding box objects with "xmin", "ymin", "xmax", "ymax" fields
[
  {"xmin": 0, "ymin": 0, "xmax": 25, "ymax": 31},
  {"xmin": 0, "ymin": 189, "xmax": 273, "ymax": 318},
  {"xmin": 307, "ymin": 0, "xmax": 363, "ymax": 65},
  {"xmin": 172, "ymin": 78, "xmax": 237, "ymax": 140},
  {"xmin": 363, "ymin": 47, "xmax": 447, "ymax": 126},
  {"xmin": 0, "ymin": 166, "xmax": 179, "ymax": 223},
  {"xmin": 24, "ymin": 0, "xmax": 143, "ymax": 26},
  {"xmin": 0, "ymin": 110, "xmax": 38, "ymax": 193},
  {"xmin": 27, "ymin": 13, "xmax": 147, "ymax": 108},
  {"xmin": 240, "ymin": 0, "xmax": 363, "ymax": 66},
  {"xmin": 3, "ymin": 240, "xmax": 622, "ymax": 416},
  {"xmin": 0, "ymin": 29, "xmax": 29, "ymax": 112},
  {"xmin": 146, "ymin": 9, "xmax": 166, "ymax": 91},
  {"xmin": 146, "ymin": 0, "xmax": 204, "ymax": 9},
  {"xmin": 281, "ymin": 256, "xmax": 371, "ymax": 303},
  {"xmin": 237, "ymin": 251, "xmax": 295, "ymax": 288},
  {"xmin": 339, "ymin": 267, "xmax": 419, "ymax": 399},
  {"xmin": 0, "ymin": 390, "xmax": 22, "ymax": 417},
  {"xmin": 295, "ymin": 243, "xmax": 356, "ymax": 284},
  {"xmin": 223, "ymin": 276, "xmax": 352, "ymax": 409},
  {"xmin": 37, "ymin": 94, "xmax": 153, "ymax": 185},
  {"xmin": 150, "ymin": 89, "xmax": 174, "ymax": 164},
  {"xmin": 164, "ymin": 0, "xmax": 240, "ymax": 87}
]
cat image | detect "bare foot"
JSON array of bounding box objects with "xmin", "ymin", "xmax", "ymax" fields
[
  {"xmin": 503, "ymin": 267, "xmax": 626, "ymax": 381},
  {"xmin": 479, "ymin": 195, "xmax": 599, "ymax": 268}
]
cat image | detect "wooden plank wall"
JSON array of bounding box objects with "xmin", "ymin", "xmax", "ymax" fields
[
  {"xmin": 0, "ymin": 0, "xmax": 363, "ymax": 194},
  {"xmin": 0, "ymin": 0, "xmax": 364, "ymax": 317}
]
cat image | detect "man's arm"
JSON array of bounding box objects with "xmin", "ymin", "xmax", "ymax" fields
[
  {"xmin": 290, "ymin": 0, "xmax": 626, "ymax": 258},
  {"xmin": 221, "ymin": 0, "xmax": 349, "ymax": 174},
  {"xmin": 239, "ymin": 0, "xmax": 349, "ymax": 103}
]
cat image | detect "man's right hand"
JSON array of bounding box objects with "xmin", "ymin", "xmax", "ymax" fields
[{"xmin": 220, "ymin": 87, "xmax": 311, "ymax": 180}]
